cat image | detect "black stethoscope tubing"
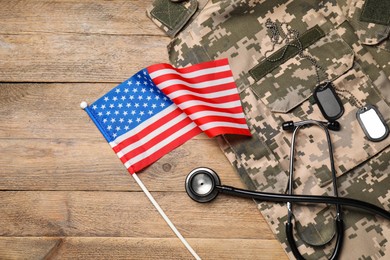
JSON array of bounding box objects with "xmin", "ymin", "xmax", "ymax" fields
[
  {"xmin": 185, "ymin": 119, "xmax": 390, "ymax": 259},
  {"xmin": 186, "ymin": 169, "xmax": 390, "ymax": 260},
  {"xmin": 214, "ymin": 184, "xmax": 390, "ymax": 220}
]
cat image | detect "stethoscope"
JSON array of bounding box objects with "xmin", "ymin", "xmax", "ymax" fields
[{"xmin": 185, "ymin": 120, "xmax": 390, "ymax": 260}]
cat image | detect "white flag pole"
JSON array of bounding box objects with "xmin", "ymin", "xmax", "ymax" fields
[
  {"xmin": 132, "ymin": 173, "xmax": 201, "ymax": 260},
  {"xmin": 81, "ymin": 101, "xmax": 200, "ymax": 259}
]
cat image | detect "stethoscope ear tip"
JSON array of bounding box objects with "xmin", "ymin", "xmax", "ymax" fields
[{"xmin": 185, "ymin": 167, "xmax": 221, "ymax": 203}]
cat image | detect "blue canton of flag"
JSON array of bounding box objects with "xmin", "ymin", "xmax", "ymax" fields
[{"xmin": 90, "ymin": 69, "xmax": 173, "ymax": 142}]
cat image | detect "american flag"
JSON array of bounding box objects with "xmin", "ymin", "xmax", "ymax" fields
[
  {"xmin": 84, "ymin": 59, "xmax": 250, "ymax": 173},
  {"xmin": 148, "ymin": 59, "xmax": 251, "ymax": 137}
]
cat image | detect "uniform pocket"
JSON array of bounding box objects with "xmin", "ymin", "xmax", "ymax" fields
[
  {"xmin": 249, "ymin": 29, "xmax": 354, "ymax": 113},
  {"xmin": 246, "ymin": 24, "xmax": 390, "ymax": 187}
]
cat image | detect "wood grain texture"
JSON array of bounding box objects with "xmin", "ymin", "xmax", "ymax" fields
[
  {"xmin": 0, "ymin": 138, "xmax": 243, "ymax": 191},
  {"xmin": 0, "ymin": 237, "xmax": 287, "ymax": 260},
  {"xmin": 0, "ymin": 0, "xmax": 288, "ymax": 259},
  {"xmin": 0, "ymin": 0, "xmax": 168, "ymax": 82},
  {"xmin": 0, "ymin": 35, "xmax": 170, "ymax": 82},
  {"xmin": 0, "ymin": 0, "xmax": 164, "ymax": 36},
  {"xmin": 0, "ymin": 191, "xmax": 273, "ymax": 239}
]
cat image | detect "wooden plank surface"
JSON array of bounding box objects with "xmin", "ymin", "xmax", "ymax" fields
[
  {"xmin": 0, "ymin": 0, "xmax": 288, "ymax": 259},
  {"xmin": 0, "ymin": 191, "xmax": 273, "ymax": 238},
  {"xmin": 0, "ymin": 35, "xmax": 170, "ymax": 82},
  {"xmin": 0, "ymin": 237, "xmax": 287, "ymax": 260}
]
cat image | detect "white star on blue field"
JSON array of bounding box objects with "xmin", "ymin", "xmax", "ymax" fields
[{"xmin": 90, "ymin": 68, "xmax": 173, "ymax": 141}]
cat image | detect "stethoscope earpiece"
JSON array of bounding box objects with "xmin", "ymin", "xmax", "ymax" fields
[
  {"xmin": 185, "ymin": 167, "xmax": 220, "ymax": 203},
  {"xmin": 327, "ymin": 121, "xmax": 340, "ymax": 131}
]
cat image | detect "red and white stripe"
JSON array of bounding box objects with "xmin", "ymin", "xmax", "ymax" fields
[
  {"xmin": 107, "ymin": 59, "xmax": 250, "ymax": 173},
  {"xmin": 110, "ymin": 105, "xmax": 202, "ymax": 174},
  {"xmin": 147, "ymin": 59, "xmax": 251, "ymax": 137}
]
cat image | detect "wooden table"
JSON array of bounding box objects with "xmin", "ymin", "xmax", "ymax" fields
[{"xmin": 0, "ymin": 1, "xmax": 287, "ymax": 259}]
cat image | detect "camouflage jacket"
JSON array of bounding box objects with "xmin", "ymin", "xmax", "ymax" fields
[{"xmin": 147, "ymin": 0, "xmax": 390, "ymax": 259}]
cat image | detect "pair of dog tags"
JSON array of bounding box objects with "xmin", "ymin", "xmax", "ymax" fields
[{"xmin": 313, "ymin": 82, "xmax": 389, "ymax": 142}]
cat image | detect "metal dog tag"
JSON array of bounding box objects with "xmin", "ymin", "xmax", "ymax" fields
[
  {"xmin": 357, "ymin": 105, "xmax": 389, "ymax": 142},
  {"xmin": 313, "ymin": 82, "xmax": 344, "ymax": 121}
]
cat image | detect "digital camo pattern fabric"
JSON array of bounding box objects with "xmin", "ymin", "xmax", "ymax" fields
[{"xmin": 148, "ymin": 0, "xmax": 390, "ymax": 259}]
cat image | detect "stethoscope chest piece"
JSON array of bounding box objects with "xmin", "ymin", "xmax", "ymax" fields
[{"xmin": 185, "ymin": 167, "xmax": 220, "ymax": 203}]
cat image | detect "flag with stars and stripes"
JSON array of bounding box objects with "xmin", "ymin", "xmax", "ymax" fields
[{"xmin": 83, "ymin": 58, "xmax": 250, "ymax": 174}]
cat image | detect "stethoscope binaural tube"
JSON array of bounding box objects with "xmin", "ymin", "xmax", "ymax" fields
[{"xmin": 286, "ymin": 120, "xmax": 342, "ymax": 260}]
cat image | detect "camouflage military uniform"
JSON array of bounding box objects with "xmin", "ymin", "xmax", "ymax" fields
[{"xmin": 147, "ymin": 0, "xmax": 390, "ymax": 259}]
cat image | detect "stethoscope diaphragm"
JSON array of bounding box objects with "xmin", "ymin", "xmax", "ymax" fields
[{"xmin": 185, "ymin": 167, "xmax": 220, "ymax": 203}]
